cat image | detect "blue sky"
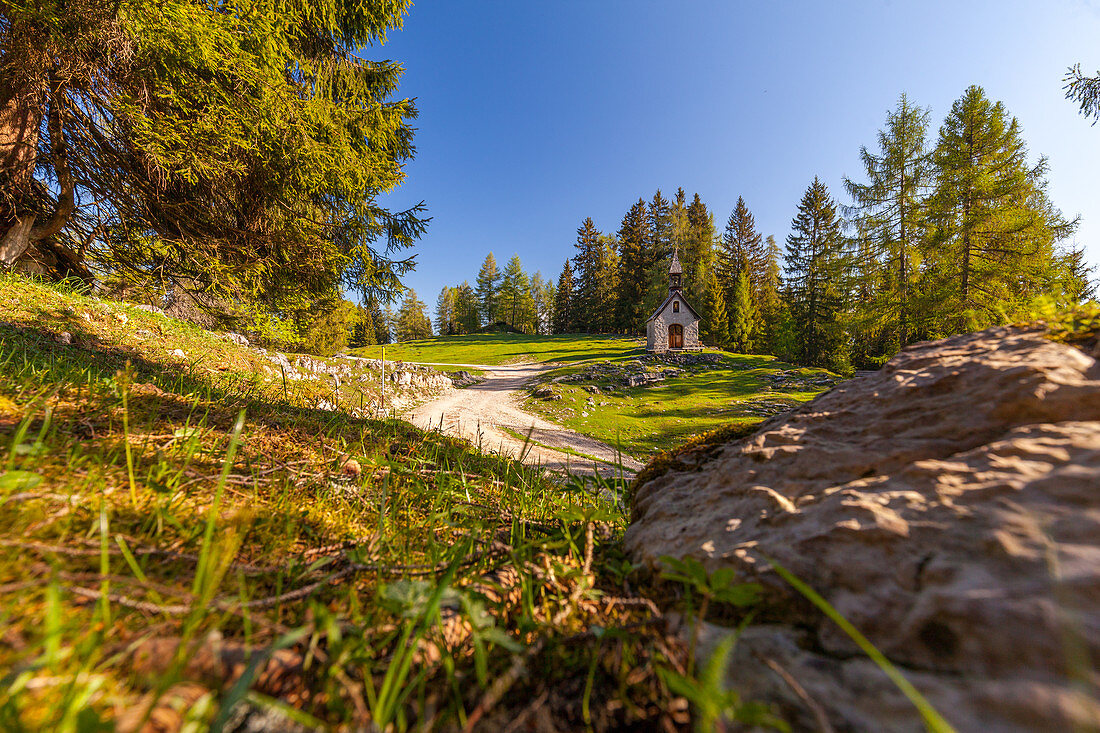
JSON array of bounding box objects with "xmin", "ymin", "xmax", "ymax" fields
[{"xmin": 373, "ymin": 1, "xmax": 1100, "ymax": 306}]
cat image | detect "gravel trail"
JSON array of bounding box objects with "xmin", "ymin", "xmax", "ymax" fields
[{"xmin": 404, "ymin": 362, "xmax": 643, "ymax": 477}]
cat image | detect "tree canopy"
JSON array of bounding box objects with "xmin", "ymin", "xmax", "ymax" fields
[{"xmin": 0, "ymin": 0, "xmax": 424, "ymax": 322}]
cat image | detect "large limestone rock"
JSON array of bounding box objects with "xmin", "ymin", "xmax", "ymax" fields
[{"xmin": 626, "ymin": 325, "xmax": 1100, "ymax": 732}]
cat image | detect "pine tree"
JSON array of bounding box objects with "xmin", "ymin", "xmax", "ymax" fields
[
  {"xmin": 615, "ymin": 199, "xmax": 649, "ymax": 333},
  {"xmin": 395, "ymin": 289, "xmax": 432, "ymax": 342},
  {"xmin": 552, "ymin": 259, "xmax": 575, "ymax": 334},
  {"xmin": 785, "ymin": 178, "xmax": 849, "ymax": 371},
  {"xmin": 700, "ymin": 267, "xmax": 729, "ymax": 347},
  {"xmin": 475, "ymin": 253, "xmax": 500, "ymax": 326},
  {"xmin": 844, "ymin": 94, "xmax": 932, "ymax": 353},
  {"xmin": 728, "ymin": 268, "xmax": 756, "ymax": 353},
  {"xmin": 925, "ymin": 85, "xmax": 1077, "ymax": 333},
  {"xmin": 572, "ymin": 218, "xmax": 602, "ymax": 331}
]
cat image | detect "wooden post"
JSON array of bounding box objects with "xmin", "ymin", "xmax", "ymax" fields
[{"xmin": 380, "ymin": 345, "xmax": 385, "ymax": 416}]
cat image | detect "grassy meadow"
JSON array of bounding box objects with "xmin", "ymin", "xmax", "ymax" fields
[
  {"xmin": 0, "ymin": 276, "xmax": 744, "ymax": 731},
  {"xmin": 524, "ymin": 355, "xmax": 837, "ymax": 458},
  {"xmin": 350, "ymin": 332, "xmax": 644, "ymax": 365}
]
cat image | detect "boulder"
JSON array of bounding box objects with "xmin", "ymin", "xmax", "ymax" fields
[
  {"xmin": 626, "ymin": 325, "xmax": 1100, "ymax": 732},
  {"xmin": 533, "ymin": 385, "xmax": 555, "ymax": 399}
]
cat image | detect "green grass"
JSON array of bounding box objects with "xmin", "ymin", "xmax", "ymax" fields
[
  {"xmin": 0, "ymin": 275, "xmax": 713, "ymax": 731},
  {"xmin": 351, "ymin": 332, "xmax": 645, "ymax": 366},
  {"xmin": 524, "ymin": 354, "xmax": 837, "ymax": 458}
]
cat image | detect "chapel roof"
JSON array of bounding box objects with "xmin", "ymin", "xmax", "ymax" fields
[
  {"xmin": 646, "ymin": 291, "xmax": 701, "ymax": 323},
  {"xmin": 669, "ymin": 248, "xmax": 682, "ymax": 274}
]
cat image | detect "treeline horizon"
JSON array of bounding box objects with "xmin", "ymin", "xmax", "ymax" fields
[{"xmin": 425, "ymin": 85, "xmax": 1094, "ymax": 372}]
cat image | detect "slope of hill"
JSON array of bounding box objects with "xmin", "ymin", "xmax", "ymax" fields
[
  {"xmin": 351, "ymin": 332, "xmax": 642, "ymax": 366},
  {"xmin": 0, "ymin": 276, "xmax": 700, "ymax": 731}
]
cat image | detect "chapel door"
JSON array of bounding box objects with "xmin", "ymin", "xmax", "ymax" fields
[{"xmin": 669, "ymin": 324, "xmax": 683, "ymax": 349}]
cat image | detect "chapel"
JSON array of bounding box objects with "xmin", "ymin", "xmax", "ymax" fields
[{"xmin": 646, "ymin": 248, "xmax": 701, "ymax": 352}]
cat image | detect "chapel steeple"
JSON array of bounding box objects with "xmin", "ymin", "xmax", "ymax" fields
[{"xmin": 668, "ymin": 247, "xmax": 683, "ymax": 294}]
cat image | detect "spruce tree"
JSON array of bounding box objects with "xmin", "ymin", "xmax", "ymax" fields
[
  {"xmin": 642, "ymin": 190, "xmax": 674, "ymax": 311},
  {"xmin": 785, "ymin": 178, "xmax": 849, "ymax": 371},
  {"xmin": 684, "ymin": 193, "xmax": 716, "ymax": 295},
  {"xmin": 552, "ymin": 259, "xmax": 575, "ymax": 334},
  {"xmin": 700, "ymin": 267, "xmax": 729, "ymax": 347},
  {"xmin": 843, "ymin": 94, "xmax": 932, "ymax": 352},
  {"xmin": 590, "ymin": 235, "xmax": 620, "ymax": 333},
  {"xmin": 572, "ymin": 217, "xmax": 602, "ymax": 332},
  {"xmin": 925, "ymin": 85, "xmax": 1076, "ymax": 333},
  {"xmin": 756, "ymin": 235, "xmax": 783, "ymax": 355},
  {"xmin": 728, "ymin": 268, "xmax": 756, "ymax": 353},
  {"xmin": 615, "ymin": 199, "xmax": 649, "ymax": 333},
  {"xmin": 475, "ymin": 253, "xmax": 500, "ymax": 326}
]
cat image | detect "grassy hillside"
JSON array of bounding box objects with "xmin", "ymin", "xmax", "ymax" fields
[
  {"xmin": 351, "ymin": 333, "xmax": 643, "ymax": 365},
  {"xmin": 524, "ymin": 355, "xmax": 837, "ymax": 458},
  {"xmin": 0, "ymin": 276, "xmax": 724, "ymax": 731}
]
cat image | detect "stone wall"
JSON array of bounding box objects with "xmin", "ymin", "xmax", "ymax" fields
[{"xmin": 646, "ymin": 294, "xmax": 701, "ymax": 352}]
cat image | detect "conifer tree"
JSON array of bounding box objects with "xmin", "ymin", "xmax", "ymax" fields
[
  {"xmin": 434, "ymin": 286, "xmax": 457, "ymax": 336},
  {"xmin": 497, "ymin": 255, "xmax": 532, "ymax": 330},
  {"xmin": 590, "ymin": 235, "xmax": 620, "ymax": 333},
  {"xmin": 756, "ymin": 235, "xmax": 783, "ymax": 355},
  {"xmin": 728, "ymin": 268, "xmax": 756, "ymax": 353},
  {"xmin": 351, "ymin": 305, "xmax": 377, "ymax": 348},
  {"xmin": 475, "ymin": 253, "xmax": 500, "ymax": 326},
  {"xmin": 453, "ymin": 282, "xmax": 480, "ymax": 334},
  {"xmin": 785, "ymin": 178, "xmax": 849, "ymax": 371},
  {"xmin": 700, "ymin": 267, "xmax": 729, "ymax": 347},
  {"xmin": 395, "ymin": 289, "xmax": 432, "ymax": 341},
  {"xmin": 572, "ymin": 218, "xmax": 602, "ymax": 331},
  {"xmin": 615, "ymin": 199, "xmax": 649, "ymax": 333},
  {"xmin": 924, "ymin": 86, "xmax": 1076, "ymax": 333},
  {"xmin": 641, "ymin": 190, "xmax": 675, "ymax": 311},
  {"xmin": 684, "ymin": 193, "xmax": 716, "ymax": 295},
  {"xmin": 844, "ymin": 94, "xmax": 933, "ymax": 352},
  {"xmin": 552, "ymin": 259, "xmax": 575, "ymax": 333}
]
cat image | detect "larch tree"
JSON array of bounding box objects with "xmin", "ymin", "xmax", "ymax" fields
[
  {"xmin": 843, "ymin": 94, "xmax": 933, "ymax": 352},
  {"xmin": 1065, "ymin": 63, "xmax": 1100, "ymax": 122},
  {"xmin": 475, "ymin": 252, "xmax": 500, "ymax": 326},
  {"xmin": 0, "ymin": 0, "xmax": 424, "ymax": 317},
  {"xmin": 453, "ymin": 281, "xmax": 481, "ymax": 334},
  {"xmin": 395, "ymin": 289, "xmax": 431, "ymax": 341},
  {"xmin": 434, "ymin": 286, "xmax": 457, "ymax": 336},
  {"xmin": 924, "ymin": 85, "xmax": 1076, "ymax": 334},
  {"xmin": 785, "ymin": 178, "xmax": 849, "ymax": 371},
  {"xmin": 552, "ymin": 259, "xmax": 575, "ymax": 334}
]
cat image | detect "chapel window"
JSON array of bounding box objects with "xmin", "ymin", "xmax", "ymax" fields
[{"xmin": 673, "ymin": 301, "xmax": 680, "ymax": 313}]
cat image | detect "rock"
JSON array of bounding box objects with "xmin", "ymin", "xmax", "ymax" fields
[
  {"xmin": 341, "ymin": 458, "xmax": 362, "ymax": 479},
  {"xmin": 224, "ymin": 332, "xmax": 250, "ymax": 346},
  {"xmin": 133, "ymin": 303, "xmax": 165, "ymax": 316},
  {"xmin": 547, "ymin": 393, "xmax": 562, "ymax": 401},
  {"xmin": 584, "ymin": 384, "xmax": 600, "ymax": 394},
  {"xmin": 626, "ymin": 325, "xmax": 1100, "ymax": 732},
  {"xmin": 57, "ymin": 331, "xmax": 72, "ymax": 345},
  {"xmin": 169, "ymin": 348, "xmax": 185, "ymax": 358},
  {"xmin": 533, "ymin": 385, "xmax": 555, "ymax": 399}
]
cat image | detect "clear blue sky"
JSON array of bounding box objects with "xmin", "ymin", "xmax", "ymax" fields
[{"xmin": 373, "ymin": 0, "xmax": 1100, "ymax": 307}]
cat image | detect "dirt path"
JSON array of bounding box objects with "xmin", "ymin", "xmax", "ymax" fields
[{"xmin": 404, "ymin": 363, "xmax": 643, "ymax": 477}]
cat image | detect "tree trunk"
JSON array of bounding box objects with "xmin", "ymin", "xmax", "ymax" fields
[{"xmin": 0, "ymin": 76, "xmax": 42, "ymax": 265}]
